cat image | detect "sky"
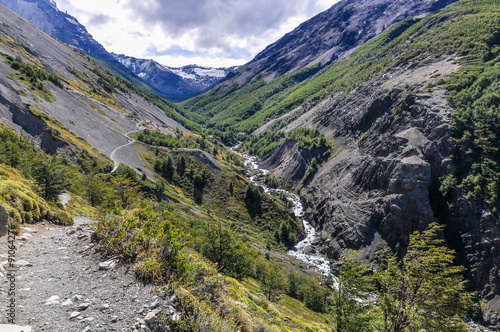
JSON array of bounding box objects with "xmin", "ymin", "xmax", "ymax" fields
[{"xmin": 54, "ymin": 0, "xmax": 340, "ymax": 68}]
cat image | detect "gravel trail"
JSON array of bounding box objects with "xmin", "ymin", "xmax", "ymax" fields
[{"xmin": 0, "ymin": 218, "xmax": 175, "ymax": 332}]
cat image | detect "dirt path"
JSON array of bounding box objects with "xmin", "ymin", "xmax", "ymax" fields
[
  {"xmin": 0, "ymin": 218, "xmax": 175, "ymax": 332},
  {"xmin": 110, "ymin": 129, "xmax": 143, "ymax": 173}
]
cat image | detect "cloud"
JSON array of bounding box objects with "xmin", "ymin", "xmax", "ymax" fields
[
  {"xmin": 87, "ymin": 13, "xmax": 114, "ymax": 26},
  {"xmin": 122, "ymin": 0, "xmax": 333, "ymax": 54},
  {"xmin": 55, "ymin": 0, "xmax": 338, "ymax": 67}
]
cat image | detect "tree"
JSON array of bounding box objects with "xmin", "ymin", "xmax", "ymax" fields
[
  {"xmin": 201, "ymin": 220, "xmax": 253, "ymax": 279},
  {"xmin": 85, "ymin": 174, "xmax": 106, "ymax": 207},
  {"xmin": 255, "ymin": 258, "xmax": 288, "ymax": 301},
  {"xmin": 176, "ymin": 154, "xmax": 186, "ymax": 176},
  {"xmin": 32, "ymin": 155, "xmax": 67, "ymax": 202},
  {"xmin": 331, "ymin": 252, "xmax": 376, "ymax": 332},
  {"xmin": 375, "ymin": 223, "xmax": 473, "ymax": 332}
]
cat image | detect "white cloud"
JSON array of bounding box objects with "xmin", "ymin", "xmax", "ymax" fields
[{"xmin": 54, "ymin": 0, "xmax": 340, "ymax": 68}]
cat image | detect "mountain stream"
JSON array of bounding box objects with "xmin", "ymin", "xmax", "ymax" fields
[{"xmin": 231, "ymin": 145, "xmax": 332, "ymax": 276}]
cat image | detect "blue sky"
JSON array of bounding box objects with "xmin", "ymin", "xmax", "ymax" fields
[{"xmin": 54, "ymin": 0, "xmax": 339, "ymax": 68}]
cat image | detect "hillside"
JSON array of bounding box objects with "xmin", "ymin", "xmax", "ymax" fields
[
  {"xmin": 183, "ymin": 0, "xmax": 458, "ymax": 122},
  {"xmin": 183, "ymin": 0, "xmax": 500, "ymax": 328}
]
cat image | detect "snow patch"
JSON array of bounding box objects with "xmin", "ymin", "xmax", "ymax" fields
[
  {"xmin": 171, "ymin": 69, "xmax": 196, "ymax": 80},
  {"xmin": 194, "ymin": 68, "xmax": 227, "ymax": 78}
]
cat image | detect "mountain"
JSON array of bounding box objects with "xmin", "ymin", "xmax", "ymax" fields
[
  {"xmin": 0, "ymin": 1, "xmax": 199, "ymax": 178},
  {"xmin": 0, "ymin": 0, "xmax": 109, "ymax": 58},
  {"xmin": 215, "ymin": 0, "xmax": 457, "ymax": 92},
  {"xmin": 112, "ymin": 53, "xmax": 234, "ymax": 102},
  {"xmin": 182, "ymin": 0, "xmax": 500, "ymax": 328},
  {"xmin": 0, "ymin": 0, "xmax": 231, "ymax": 101}
]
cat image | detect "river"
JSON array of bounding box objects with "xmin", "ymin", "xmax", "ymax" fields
[{"xmin": 231, "ymin": 145, "xmax": 332, "ymax": 276}]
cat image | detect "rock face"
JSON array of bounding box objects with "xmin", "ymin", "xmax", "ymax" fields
[
  {"xmin": 0, "ymin": 0, "xmax": 108, "ymax": 59},
  {"xmin": 0, "ymin": 203, "xmax": 8, "ymax": 236},
  {"xmin": 217, "ymin": 0, "xmax": 457, "ymax": 91}
]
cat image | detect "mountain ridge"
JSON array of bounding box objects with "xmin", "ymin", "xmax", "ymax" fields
[{"xmin": 0, "ymin": 0, "xmax": 231, "ymax": 101}]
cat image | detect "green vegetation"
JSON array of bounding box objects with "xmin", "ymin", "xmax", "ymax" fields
[
  {"xmin": 0, "ymin": 53, "xmax": 63, "ymax": 101},
  {"xmin": 333, "ymin": 223, "xmax": 473, "ymax": 332}
]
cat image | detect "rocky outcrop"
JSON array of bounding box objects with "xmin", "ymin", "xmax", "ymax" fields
[{"xmin": 259, "ymin": 53, "xmax": 500, "ymax": 326}]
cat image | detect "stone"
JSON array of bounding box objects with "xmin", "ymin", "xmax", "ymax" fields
[
  {"xmin": 149, "ymin": 299, "xmax": 160, "ymax": 309},
  {"xmin": 80, "ymin": 317, "xmax": 94, "ymax": 324},
  {"xmin": 67, "ymin": 229, "xmax": 76, "ymax": 235},
  {"xmin": 0, "ymin": 204, "xmax": 9, "ymax": 237},
  {"xmin": 74, "ymin": 295, "xmax": 84, "ymax": 301},
  {"xmin": 111, "ymin": 316, "xmax": 118, "ymax": 323},
  {"xmin": 99, "ymin": 303, "xmax": 109, "ymax": 311},
  {"xmin": 144, "ymin": 311, "xmax": 159, "ymax": 324},
  {"xmin": 70, "ymin": 312, "xmax": 81, "ymax": 319},
  {"xmin": 45, "ymin": 295, "xmax": 60, "ymax": 305},
  {"xmin": 98, "ymin": 260, "xmax": 116, "ymax": 271},
  {"xmin": 235, "ymin": 301, "xmax": 248, "ymax": 309},
  {"xmin": 77, "ymin": 302, "xmax": 90, "ymax": 311},
  {"xmin": 82, "ymin": 327, "xmax": 91, "ymax": 332},
  {"xmin": 14, "ymin": 260, "xmax": 33, "ymax": 267},
  {"xmin": 62, "ymin": 298, "xmax": 73, "ymax": 306},
  {"xmin": 21, "ymin": 227, "xmax": 37, "ymax": 233}
]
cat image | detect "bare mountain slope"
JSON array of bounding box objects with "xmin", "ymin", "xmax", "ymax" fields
[{"xmin": 0, "ymin": 3, "xmax": 189, "ymax": 176}]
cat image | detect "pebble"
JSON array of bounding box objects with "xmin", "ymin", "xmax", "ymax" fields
[
  {"xmin": 62, "ymin": 298, "xmax": 73, "ymax": 306},
  {"xmin": 44, "ymin": 295, "xmax": 60, "ymax": 305},
  {"xmin": 99, "ymin": 303, "xmax": 109, "ymax": 311},
  {"xmin": 70, "ymin": 312, "xmax": 81, "ymax": 320},
  {"xmin": 14, "ymin": 260, "xmax": 33, "ymax": 267},
  {"xmin": 144, "ymin": 311, "xmax": 158, "ymax": 324},
  {"xmin": 99, "ymin": 260, "xmax": 116, "ymax": 271},
  {"xmin": 77, "ymin": 302, "xmax": 90, "ymax": 311}
]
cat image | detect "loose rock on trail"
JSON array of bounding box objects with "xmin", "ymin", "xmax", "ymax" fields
[{"xmin": 0, "ymin": 217, "xmax": 178, "ymax": 332}]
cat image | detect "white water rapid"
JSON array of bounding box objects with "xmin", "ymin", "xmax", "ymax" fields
[{"xmin": 231, "ymin": 145, "xmax": 332, "ymax": 276}]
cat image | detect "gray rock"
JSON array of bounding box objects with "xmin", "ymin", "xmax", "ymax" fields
[
  {"xmin": 82, "ymin": 327, "xmax": 91, "ymax": 332},
  {"xmin": 70, "ymin": 311, "xmax": 81, "ymax": 320},
  {"xmin": 77, "ymin": 302, "xmax": 90, "ymax": 311},
  {"xmin": 144, "ymin": 311, "xmax": 158, "ymax": 324},
  {"xmin": 45, "ymin": 295, "xmax": 61, "ymax": 305},
  {"xmin": 21, "ymin": 227, "xmax": 37, "ymax": 233},
  {"xmin": 98, "ymin": 260, "xmax": 116, "ymax": 271},
  {"xmin": 149, "ymin": 299, "xmax": 160, "ymax": 309},
  {"xmin": 111, "ymin": 316, "xmax": 118, "ymax": 323},
  {"xmin": 62, "ymin": 298, "xmax": 73, "ymax": 306},
  {"xmin": 99, "ymin": 303, "xmax": 109, "ymax": 311},
  {"xmin": 74, "ymin": 295, "xmax": 84, "ymax": 301},
  {"xmin": 14, "ymin": 260, "xmax": 33, "ymax": 267}
]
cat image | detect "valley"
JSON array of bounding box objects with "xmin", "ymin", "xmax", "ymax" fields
[{"xmin": 0, "ymin": 0, "xmax": 498, "ymax": 330}]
